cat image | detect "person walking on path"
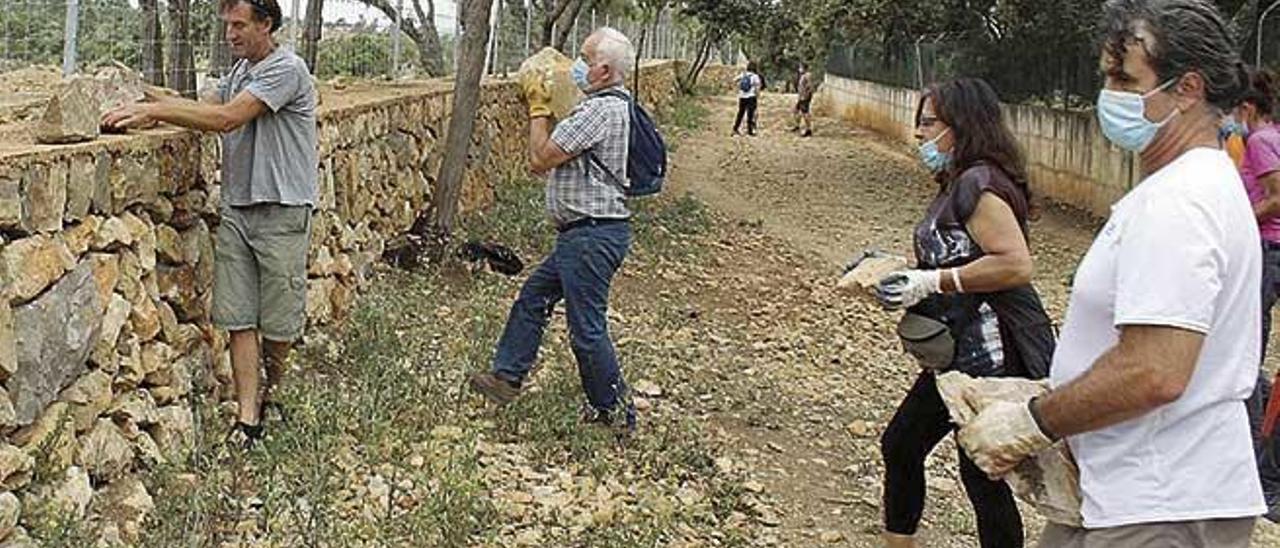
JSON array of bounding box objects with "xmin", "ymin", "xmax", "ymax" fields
[
  {"xmin": 103, "ymin": 0, "xmax": 318, "ymax": 446},
  {"xmin": 790, "ymin": 63, "xmax": 815, "ymax": 137},
  {"xmin": 733, "ymin": 62, "xmax": 763, "ymax": 136},
  {"xmin": 1236, "ymin": 67, "xmax": 1280, "ymax": 522},
  {"xmin": 959, "ymin": 1, "xmax": 1266, "ymax": 546},
  {"xmin": 873, "ymin": 77, "xmax": 1057, "ymax": 548},
  {"xmin": 469, "ymin": 27, "xmax": 638, "ymax": 433}
]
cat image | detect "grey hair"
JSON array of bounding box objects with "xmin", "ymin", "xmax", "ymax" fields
[
  {"xmin": 591, "ymin": 27, "xmax": 636, "ymax": 80},
  {"xmin": 1100, "ymin": 0, "xmax": 1247, "ymax": 111}
]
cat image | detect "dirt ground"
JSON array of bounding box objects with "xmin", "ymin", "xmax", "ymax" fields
[{"xmin": 652, "ymin": 91, "xmax": 1280, "ymax": 546}]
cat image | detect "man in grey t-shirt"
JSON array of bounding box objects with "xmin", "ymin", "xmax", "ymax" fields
[{"xmin": 104, "ymin": 0, "xmax": 316, "ymax": 446}]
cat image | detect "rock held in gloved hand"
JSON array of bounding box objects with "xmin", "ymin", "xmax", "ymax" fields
[{"xmin": 517, "ymin": 47, "xmax": 582, "ymax": 120}]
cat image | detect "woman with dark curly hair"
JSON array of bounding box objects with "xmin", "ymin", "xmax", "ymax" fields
[{"xmin": 875, "ymin": 77, "xmax": 1055, "ymax": 548}]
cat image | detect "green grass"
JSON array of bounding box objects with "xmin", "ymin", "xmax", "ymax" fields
[{"xmin": 134, "ymin": 91, "xmax": 751, "ymax": 546}]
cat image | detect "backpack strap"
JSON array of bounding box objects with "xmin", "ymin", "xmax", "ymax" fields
[{"xmin": 581, "ymin": 88, "xmax": 631, "ymax": 190}]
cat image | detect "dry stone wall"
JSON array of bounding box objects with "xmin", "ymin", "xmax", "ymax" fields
[{"xmin": 0, "ymin": 59, "xmax": 701, "ymax": 543}]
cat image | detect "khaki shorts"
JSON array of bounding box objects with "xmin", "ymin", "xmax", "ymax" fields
[
  {"xmin": 212, "ymin": 203, "xmax": 311, "ymax": 342},
  {"xmin": 1038, "ymin": 517, "xmax": 1255, "ymax": 548}
]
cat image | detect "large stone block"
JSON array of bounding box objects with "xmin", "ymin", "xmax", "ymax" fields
[
  {"xmin": 61, "ymin": 216, "xmax": 102, "ymax": 257},
  {"xmin": 86, "ymin": 252, "xmax": 119, "ymax": 311},
  {"xmin": 0, "ymin": 443, "xmax": 32, "ymax": 492},
  {"xmin": 34, "ymin": 76, "xmax": 100, "ymax": 144},
  {"xmin": 0, "ymin": 301, "xmax": 14, "ymax": 382},
  {"xmin": 155, "ymin": 225, "xmax": 184, "ymax": 265},
  {"xmin": 1, "ymin": 234, "xmax": 75, "ymax": 305},
  {"xmin": 8, "ymin": 260, "xmax": 102, "ymax": 425},
  {"xmin": 21, "ymin": 162, "xmax": 66, "ymax": 234},
  {"xmin": 0, "ymin": 174, "xmax": 20, "ymax": 231},
  {"xmin": 109, "ymin": 155, "xmax": 160, "ymax": 213},
  {"xmin": 157, "ymin": 265, "xmax": 202, "ymax": 322},
  {"xmin": 92, "ymin": 216, "xmax": 134, "ymax": 251},
  {"xmin": 66, "ymin": 154, "xmax": 96, "ymax": 222},
  {"xmin": 0, "ymin": 492, "xmax": 18, "ymax": 543},
  {"xmin": 14, "ymin": 402, "xmax": 75, "ymax": 471},
  {"xmin": 91, "ymin": 476, "xmax": 153, "ymax": 544},
  {"xmin": 90, "ymin": 293, "xmax": 130, "ymax": 368},
  {"xmin": 59, "ymin": 369, "xmax": 113, "ymax": 434},
  {"xmin": 150, "ymin": 405, "xmax": 193, "ymax": 460},
  {"xmin": 77, "ymin": 418, "xmax": 132, "ymax": 481}
]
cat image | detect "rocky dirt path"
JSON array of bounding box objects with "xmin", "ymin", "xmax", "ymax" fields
[{"xmin": 651, "ymin": 92, "xmax": 1280, "ymax": 546}]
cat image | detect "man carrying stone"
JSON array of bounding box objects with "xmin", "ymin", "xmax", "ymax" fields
[
  {"xmin": 469, "ymin": 27, "xmax": 637, "ymax": 433},
  {"xmin": 103, "ymin": 0, "xmax": 317, "ymax": 445}
]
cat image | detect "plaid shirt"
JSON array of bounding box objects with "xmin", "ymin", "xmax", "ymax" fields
[{"xmin": 546, "ymin": 85, "xmax": 631, "ymax": 225}]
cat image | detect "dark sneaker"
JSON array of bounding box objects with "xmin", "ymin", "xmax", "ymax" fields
[
  {"xmin": 469, "ymin": 372, "xmax": 520, "ymax": 405},
  {"xmin": 225, "ymin": 421, "xmax": 264, "ymax": 450},
  {"xmin": 581, "ymin": 403, "xmax": 637, "ymax": 442},
  {"xmin": 802, "ymin": 130, "xmax": 813, "ymax": 137},
  {"xmin": 1265, "ymin": 490, "xmax": 1280, "ymax": 523}
]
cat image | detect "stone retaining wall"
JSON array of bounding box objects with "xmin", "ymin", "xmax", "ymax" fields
[
  {"xmin": 0, "ymin": 59, "xmax": 711, "ymax": 543},
  {"xmin": 815, "ymin": 75, "xmax": 1141, "ymax": 218}
]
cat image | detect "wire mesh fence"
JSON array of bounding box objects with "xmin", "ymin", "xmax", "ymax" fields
[
  {"xmin": 826, "ymin": 16, "xmax": 1280, "ymax": 110},
  {"xmin": 0, "ymin": 0, "xmax": 704, "ymax": 95},
  {"xmin": 825, "ymin": 32, "xmax": 1101, "ymax": 109}
]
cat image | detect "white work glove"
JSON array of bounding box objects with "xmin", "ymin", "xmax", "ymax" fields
[
  {"xmin": 958, "ymin": 399, "xmax": 1055, "ymax": 478},
  {"xmin": 875, "ymin": 269, "xmax": 941, "ymax": 310}
]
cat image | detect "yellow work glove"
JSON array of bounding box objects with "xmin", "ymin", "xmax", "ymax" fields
[
  {"xmin": 519, "ymin": 69, "xmax": 553, "ymax": 119},
  {"xmin": 957, "ymin": 399, "xmax": 1055, "ymax": 478}
]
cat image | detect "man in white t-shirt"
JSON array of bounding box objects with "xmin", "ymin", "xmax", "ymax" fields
[
  {"xmin": 732, "ymin": 61, "xmax": 762, "ymax": 136},
  {"xmin": 958, "ymin": 1, "xmax": 1265, "ymax": 545}
]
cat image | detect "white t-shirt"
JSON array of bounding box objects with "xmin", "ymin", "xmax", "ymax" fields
[
  {"xmin": 737, "ymin": 72, "xmax": 761, "ymax": 99},
  {"xmin": 1050, "ymin": 148, "xmax": 1265, "ymax": 528}
]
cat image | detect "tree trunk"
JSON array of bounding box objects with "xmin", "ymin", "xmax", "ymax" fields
[
  {"xmin": 539, "ymin": 0, "xmax": 573, "ymax": 48},
  {"xmin": 141, "ymin": 0, "xmax": 164, "ymax": 86},
  {"xmin": 432, "ymin": 0, "xmax": 495, "ymax": 236},
  {"xmin": 632, "ymin": 24, "xmax": 646, "ymax": 95},
  {"xmin": 408, "ymin": 0, "xmax": 445, "ymax": 76},
  {"xmin": 679, "ymin": 30, "xmax": 714, "ymax": 94},
  {"xmin": 551, "ymin": 0, "xmax": 584, "ymax": 52},
  {"xmin": 301, "ymin": 0, "xmax": 324, "ymax": 71},
  {"xmin": 167, "ymin": 0, "xmax": 196, "ymax": 97},
  {"xmin": 358, "ymin": 0, "xmax": 445, "ymax": 76}
]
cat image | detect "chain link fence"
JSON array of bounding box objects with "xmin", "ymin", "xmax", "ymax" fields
[
  {"xmin": 0, "ymin": 0, "xmax": 700, "ymax": 95},
  {"xmin": 827, "ymin": 13, "xmax": 1280, "ymax": 110},
  {"xmin": 825, "ymin": 32, "xmax": 1100, "ymax": 109}
]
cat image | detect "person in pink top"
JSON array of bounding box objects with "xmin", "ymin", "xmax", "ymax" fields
[{"xmin": 1235, "ymin": 67, "xmax": 1280, "ymax": 521}]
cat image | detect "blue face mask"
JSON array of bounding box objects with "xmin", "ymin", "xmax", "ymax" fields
[
  {"xmin": 918, "ymin": 128, "xmax": 952, "ymax": 173},
  {"xmin": 1096, "ymin": 79, "xmax": 1178, "ymax": 152},
  {"xmin": 571, "ymin": 57, "xmax": 592, "ymax": 91}
]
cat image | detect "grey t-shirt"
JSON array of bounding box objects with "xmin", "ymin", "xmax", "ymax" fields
[{"xmin": 218, "ymin": 46, "xmax": 318, "ymax": 207}]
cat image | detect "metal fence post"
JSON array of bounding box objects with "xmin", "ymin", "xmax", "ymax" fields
[
  {"xmin": 392, "ymin": 0, "xmax": 403, "ymax": 78},
  {"xmin": 62, "ymin": 0, "xmax": 80, "ymax": 76},
  {"xmin": 291, "ymin": 0, "xmax": 302, "ymax": 47}
]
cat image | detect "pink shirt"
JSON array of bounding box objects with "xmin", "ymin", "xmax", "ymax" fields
[{"xmin": 1241, "ymin": 123, "xmax": 1280, "ymax": 243}]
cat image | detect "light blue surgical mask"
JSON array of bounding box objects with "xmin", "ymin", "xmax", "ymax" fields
[
  {"xmin": 918, "ymin": 128, "xmax": 952, "ymax": 173},
  {"xmin": 1096, "ymin": 79, "xmax": 1179, "ymax": 152},
  {"xmin": 571, "ymin": 57, "xmax": 592, "ymax": 91}
]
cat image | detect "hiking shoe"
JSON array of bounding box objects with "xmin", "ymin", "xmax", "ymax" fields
[
  {"xmin": 469, "ymin": 372, "xmax": 520, "ymax": 405},
  {"xmin": 581, "ymin": 403, "xmax": 637, "ymax": 442},
  {"xmin": 225, "ymin": 421, "xmax": 265, "ymax": 450},
  {"xmin": 802, "ymin": 130, "xmax": 813, "ymax": 137}
]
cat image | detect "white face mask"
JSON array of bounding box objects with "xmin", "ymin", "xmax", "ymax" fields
[{"xmin": 1096, "ymin": 78, "xmax": 1179, "ymax": 152}]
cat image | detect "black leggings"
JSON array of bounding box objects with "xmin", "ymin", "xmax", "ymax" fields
[
  {"xmin": 733, "ymin": 96, "xmax": 758, "ymax": 134},
  {"xmin": 881, "ymin": 371, "xmax": 1024, "ymax": 547}
]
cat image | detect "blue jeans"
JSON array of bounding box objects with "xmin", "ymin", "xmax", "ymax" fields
[{"xmin": 491, "ymin": 221, "xmax": 633, "ymax": 422}]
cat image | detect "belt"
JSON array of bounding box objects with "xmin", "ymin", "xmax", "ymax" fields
[{"xmin": 557, "ymin": 217, "xmax": 629, "ymax": 233}]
